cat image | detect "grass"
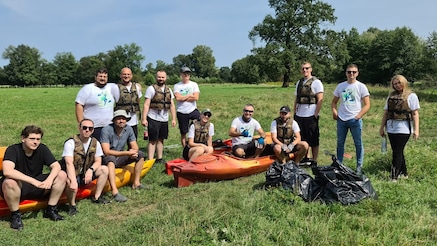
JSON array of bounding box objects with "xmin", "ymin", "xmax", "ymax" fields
[{"xmin": 0, "ymin": 83, "xmax": 436, "ymax": 245}]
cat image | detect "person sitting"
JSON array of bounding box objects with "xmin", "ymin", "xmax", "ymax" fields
[
  {"xmin": 61, "ymin": 119, "xmax": 110, "ymax": 216},
  {"xmin": 183, "ymin": 109, "xmax": 214, "ymax": 162},
  {"xmin": 100, "ymin": 110, "xmax": 147, "ymax": 202},
  {"xmin": 228, "ymin": 104, "xmax": 266, "ymax": 158},
  {"xmin": 0, "ymin": 125, "xmax": 67, "ymax": 230},
  {"xmin": 271, "ymin": 106, "xmax": 309, "ymax": 164}
]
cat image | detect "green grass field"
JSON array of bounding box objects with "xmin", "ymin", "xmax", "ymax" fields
[{"xmin": 0, "ymin": 83, "xmax": 436, "ymax": 245}]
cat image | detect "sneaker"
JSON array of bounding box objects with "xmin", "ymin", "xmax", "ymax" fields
[
  {"xmin": 113, "ymin": 193, "xmax": 128, "ymax": 202},
  {"xmin": 10, "ymin": 212, "xmax": 24, "ymax": 230},
  {"xmin": 43, "ymin": 207, "xmax": 64, "ymax": 221},
  {"xmin": 356, "ymin": 166, "xmax": 363, "ymax": 176},
  {"xmin": 155, "ymin": 159, "xmax": 164, "ymax": 164},
  {"xmin": 132, "ymin": 184, "xmax": 148, "ymax": 190},
  {"xmin": 69, "ymin": 206, "xmax": 77, "ymax": 216},
  {"xmin": 92, "ymin": 196, "xmax": 111, "ymax": 204}
]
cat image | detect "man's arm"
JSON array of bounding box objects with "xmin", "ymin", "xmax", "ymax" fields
[
  {"xmin": 2, "ymin": 160, "xmax": 41, "ymax": 187},
  {"xmin": 314, "ymin": 92, "xmax": 324, "ymax": 118},
  {"xmin": 75, "ymin": 103, "xmax": 84, "ymax": 123},
  {"xmin": 331, "ymin": 96, "xmax": 340, "ymax": 120},
  {"xmin": 142, "ymin": 97, "xmax": 151, "ymax": 126},
  {"xmin": 355, "ymin": 96, "xmax": 370, "ymax": 120}
]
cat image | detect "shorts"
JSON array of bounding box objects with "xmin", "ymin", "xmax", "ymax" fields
[
  {"xmin": 294, "ymin": 115, "xmax": 319, "ymax": 147},
  {"xmin": 232, "ymin": 140, "xmax": 256, "ymax": 157},
  {"xmin": 177, "ymin": 109, "xmax": 200, "ymax": 135},
  {"xmin": 0, "ymin": 174, "xmax": 50, "ymax": 200},
  {"xmin": 75, "ymin": 172, "xmax": 98, "ymax": 186},
  {"xmin": 182, "ymin": 145, "xmax": 190, "ymax": 161},
  {"xmin": 147, "ymin": 116, "xmax": 169, "ymax": 141},
  {"xmin": 103, "ymin": 150, "xmax": 145, "ymax": 168}
]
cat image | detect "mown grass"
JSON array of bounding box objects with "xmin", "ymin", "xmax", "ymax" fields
[{"xmin": 0, "ymin": 83, "xmax": 436, "ymax": 245}]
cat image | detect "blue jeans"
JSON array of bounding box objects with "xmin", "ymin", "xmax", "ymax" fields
[{"xmin": 336, "ymin": 118, "xmax": 364, "ymax": 168}]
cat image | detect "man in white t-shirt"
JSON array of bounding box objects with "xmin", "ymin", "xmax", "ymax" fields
[
  {"xmin": 115, "ymin": 67, "xmax": 143, "ymax": 138},
  {"xmin": 61, "ymin": 119, "xmax": 110, "ymax": 216},
  {"xmin": 142, "ymin": 70, "xmax": 176, "ymax": 164},
  {"xmin": 174, "ymin": 66, "xmax": 200, "ymax": 147},
  {"xmin": 331, "ymin": 64, "xmax": 370, "ymax": 175},
  {"xmin": 294, "ymin": 61, "xmax": 324, "ymax": 162},
  {"xmin": 229, "ymin": 104, "xmax": 267, "ymax": 158},
  {"xmin": 75, "ymin": 68, "xmax": 120, "ymax": 140}
]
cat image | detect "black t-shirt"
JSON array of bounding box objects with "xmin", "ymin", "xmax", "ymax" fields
[{"xmin": 3, "ymin": 143, "xmax": 56, "ymax": 177}]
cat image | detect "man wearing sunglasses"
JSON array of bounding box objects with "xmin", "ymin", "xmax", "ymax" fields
[
  {"xmin": 229, "ymin": 104, "xmax": 267, "ymax": 158},
  {"xmin": 331, "ymin": 64, "xmax": 370, "ymax": 175},
  {"xmin": 61, "ymin": 119, "xmax": 110, "ymax": 216},
  {"xmin": 183, "ymin": 109, "xmax": 214, "ymax": 162}
]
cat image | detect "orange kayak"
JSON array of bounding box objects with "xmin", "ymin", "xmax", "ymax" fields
[{"xmin": 0, "ymin": 147, "xmax": 155, "ymax": 217}]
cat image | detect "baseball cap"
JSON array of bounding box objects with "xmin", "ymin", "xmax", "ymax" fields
[
  {"xmin": 180, "ymin": 66, "xmax": 191, "ymax": 73},
  {"xmin": 280, "ymin": 106, "xmax": 291, "ymax": 113},
  {"xmin": 201, "ymin": 108, "xmax": 212, "ymax": 117},
  {"xmin": 113, "ymin": 110, "xmax": 131, "ymax": 121}
]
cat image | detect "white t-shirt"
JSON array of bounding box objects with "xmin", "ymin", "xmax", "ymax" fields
[
  {"xmin": 333, "ymin": 81, "xmax": 370, "ymax": 121},
  {"xmin": 145, "ymin": 84, "xmax": 175, "ymax": 122},
  {"xmin": 122, "ymin": 83, "xmax": 143, "ymax": 126},
  {"xmin": 187, "ymin": 122, "xmax": 215, "ymax": 139},
  {"xmin": 294, "ymin": 77, "xmax": 324, "ymax": 117},
  {"xmin": 173, "ymin": 81, "xmax": 200, "ymax": 114},
  {"xmin": 230, "ymin": 116, "xmax": 262, "ymax": 146},
  {"xmin": 62, "ymin": 137, "xmax": 104, "ymax": 158},
  {"xmin": 384, "ymin": 93, "xmax": 420, "ymax": 134},
  {"xmin": 270, "ymin": 119, "xmax": 301, "ymax": 134},
  {"xmin": 75, "ymin": 83, "xmax": 120, "ymax": 128}
]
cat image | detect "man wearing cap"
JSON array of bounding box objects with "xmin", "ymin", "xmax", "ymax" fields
[
  {"xmin": 271, "ymin": 106, "xmax": 309, "ymax": 164},
  {"xmin": 75, "ymin": 68, "xmax": 120, "ymax": 140},
  {"xmin": 142, "ymin": 70, "xmax": 177, "ymax": 164},
  {"xmin": 293, "ymin": 62, "xmax": 324, "ymax": 162},
  {"xmin": 174, "ymin": 66, "xmax": 200, "ymax": 147},
  {"xmin": 229, "ymin": 104, "xmax": 267, "ymax": 158},
  {"xmin": 183, "ymin": 109, "xmax": 215, "ymax": 162},
  {"xmin": 100, "ymin": 110, "xmax": 146, "ymax": 202}
]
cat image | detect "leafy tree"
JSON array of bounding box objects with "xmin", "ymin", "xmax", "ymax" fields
[
  {"xmin": 249, "ymin": 0, "xmax": 337, "ymax": 87},
  {"xmin": 53, "ymin": 52, "xmax": 78, "ymax": 85},
  {"xmin": 191, "ymin": 45, "xmax": 217, "ymax": 78},
  {"xmin": 76, "ymin": 55, "xmax": 106, "ymax": 84},
  {"xmin": 105, "ymin": 43, "xmax": 145, "ymax": 82},
  {"xmin": 2, "ymin": 44, "xmax": 44, "ymax": 86},
  {"xmin": 421, "ymin": 31, "xmax": 437, "ymax": 82},
  {"xmin": 172, "ymin": 54, "xmax": 193, "ymax": 73},
  {"xmin": 218, "ymin": 66, "xmax": 232, "ymax": 82},
  {"xmin": 231, "ymin": 56, "xmax": 261, "ymax": 83},
  {"xmin": 39, "ymin": 61, "xmax": 57, "ymax": 85}
]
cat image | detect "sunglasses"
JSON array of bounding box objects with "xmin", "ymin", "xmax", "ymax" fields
[
  {"xmin": 203, "ymin": 113, "xmax": 211, "ymax": 117},
  {"xmin": 81, "ymin": 126, "xmax": 94, "ymax": 131},
  {"xmin": 346, "ymin": 71, "xmax": 358, "ymax": 74},
  {"xmin": 243, "ymin": 109, "xmax": 254, "ymax": 113},
  {"xmin": 183, "ymin": 72, "xmax": 191, "ymax": 75},
  {"xmin": 302, "ymin": 67, "xmax": 311, "ymax": 70}
]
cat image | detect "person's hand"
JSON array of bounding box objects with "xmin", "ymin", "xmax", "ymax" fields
[
  {"xmin": 38, "ymin": 179, "xmax": 54, "ymax": 190},
  {"xmin": 287, "ymin": 143, "xmax": 295, "ymax": 152},
  {"xmin": 84, "ymin": 169, "xmax": 93, "ymax": 184},
  {"xmin": 241, "ymin": 130, "xmax": 250, "ymax": 137},
  {"xmin": 257, "ymin": 137, "xmax": 264, "ymax": 145},
  {"xmin": 282, "ymin": 144, "xmax": 289, "ymax": 152}
]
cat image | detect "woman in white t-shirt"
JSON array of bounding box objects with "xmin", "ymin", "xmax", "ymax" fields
[{"xmin": 379, "ymin": 75, "xmax": 420, "ymax": 181}]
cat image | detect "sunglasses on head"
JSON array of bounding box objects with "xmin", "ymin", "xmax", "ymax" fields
[
  {"xmin": 243, "ymin": 109, "xmax": 254, "ymax": 113},
  {"xmin": 346, "ymin": 71, "xmax": 358, "ymax": 74},
  {"xmin": 81, "ymin": 126, "xmax": 94, "ymax": 131}
]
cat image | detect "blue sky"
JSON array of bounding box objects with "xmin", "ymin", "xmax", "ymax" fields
[{"xmin": 0, "ymin": 0, "xmax": 435, "ymax": 68}]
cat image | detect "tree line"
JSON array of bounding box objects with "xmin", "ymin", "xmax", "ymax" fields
[{"xmin": 1, "ymin": 0, "xmax": 436, "ymax": 87}]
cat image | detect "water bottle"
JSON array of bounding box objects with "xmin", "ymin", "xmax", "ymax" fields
[
  {"xmin": 381, "ymin": 135, "xmax": 387, "ymax": 154},
  {"xmin": 143, "ymin": 127, "xmax": 149, "ymax": 140}
]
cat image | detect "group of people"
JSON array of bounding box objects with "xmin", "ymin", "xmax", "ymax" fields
[{"xmin": 0, "ymin": 63, "xmax": 420, "ymax": 231}]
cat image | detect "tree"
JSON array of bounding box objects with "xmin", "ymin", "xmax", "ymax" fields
[
  {"xmin": 231, "ymin": 56, "xmax": 261, "ymax": 83},
  {"xmin": 2, "ymin": 44, "xmax": 44, "ymax": 86},
  {"xmin": 218, "ymin": 66, "xmax": 232, "ymax": 82},
  {"xmin": 249, "ymin": 0, "xmax": 337, "ymax": 87},
  {"xmin": 53, "ymin": 52, "xmax": 78, "ymax": 85},
  {"xmin": 76, "ymin": 55, "xmax": 106, "ymax": 84},
  {"xmin": 105, "ymin": 43, "xmax": 145, "ymax": 82},
  {"xmin": 191, "ymin": 45, "xmax": 217, "ymax": 78},
  {"xmin": 421, "ymin": 31, "xmax": 437, "ymax": 81}
]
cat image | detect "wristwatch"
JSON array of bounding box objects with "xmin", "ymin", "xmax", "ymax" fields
[{"xmin": 89, "ymin": 166, "xmax": 94, "ymax": 172}]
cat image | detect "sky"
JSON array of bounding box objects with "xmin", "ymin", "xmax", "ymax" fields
[{"xmin": 0, "ymin": 0, "xmax": 436, "ymax": 68}]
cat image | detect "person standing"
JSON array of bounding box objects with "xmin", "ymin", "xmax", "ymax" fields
[
  {"xmin": 183, "ymin": 109, "xmax": 214, "ymax": 162},
  {"xmin": 271, "ymin": 106, "xmax": 309, "ymax": 164},
  {"xmin": 101, "ymin": 110, "xmax": 147, "ymax": 202},
  {"xmin": 379, "ymin": 75, "xmax": 420, "ymax": 181},
  {"xmin": 331, "ymin": 64, "xmax": 370, "ymax": 175},
  {"xmin": 75, "ymin": 68, "xmax": 120, "ymax": 140},
  {"xmin": 115, "ymin": 67, "xmax": 142, "ymax": 138},
  {"xmin": 174, "ymin": 66, "xmax": 200, "ymax": 147},
  {"xmin": 0, "ymin": 125, "xmax": 67, "ymax": 230},
  {"xmin": 61, "ymin": 119, "xmax": 110, "ymax": 216},
  {"xmin": 142, "ymin": 70, "xmax": 176, "ymax": 164},
  {"xmin": 293, "ymin": 61, "xmax": 323, "ymax": 162},
  {"xmin": 229, "ymin": 104, "xmax": 267, "ymax": 158}
]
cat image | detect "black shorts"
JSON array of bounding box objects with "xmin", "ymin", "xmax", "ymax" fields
[
  {"xmin": 147, "ymin": 117, "xmax": 169, "ymax": 141},
  {"xmin": 294, "ymin": 115, "xmax": 319, "ymax": 147},
  {"xmin": 0, "ymin": 174, "xmax": 50, "ymax": 200},
  {"xmin": 177, "ymin": 109, "xmax": 200, "ymax": 135},
  {"xmin": 182, "ymin": 145, "xmax": 190, "ymax": 161},
  {"xmin": 232, "ymin": 140, "xmax": 256, "ymax": 157}
]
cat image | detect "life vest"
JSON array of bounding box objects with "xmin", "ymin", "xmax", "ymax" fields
[
  {"xmin": 387, "ymin": 93, "xmax": 412, "ymax": 120},
  {"xmin": 296, "ymin": 77, "xmax": 317, "ymax": 104},
  {"xmin": 275, "ymin": 117, "xmax": 294, "ymax": 144},
  {"xmin": 150, "ymin": 84, "xmax": 171, "ymax": 110},
  {"xmin": 115, "ymin": 82, "xmax": 141, "ymax": 115},
  {"xmin": 70, "ymin": 135, "xmax": 98, "ymax": 176},
  {"xmin": 193, "ymin": 120, "xmax": 210, "ymax": 145}
]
